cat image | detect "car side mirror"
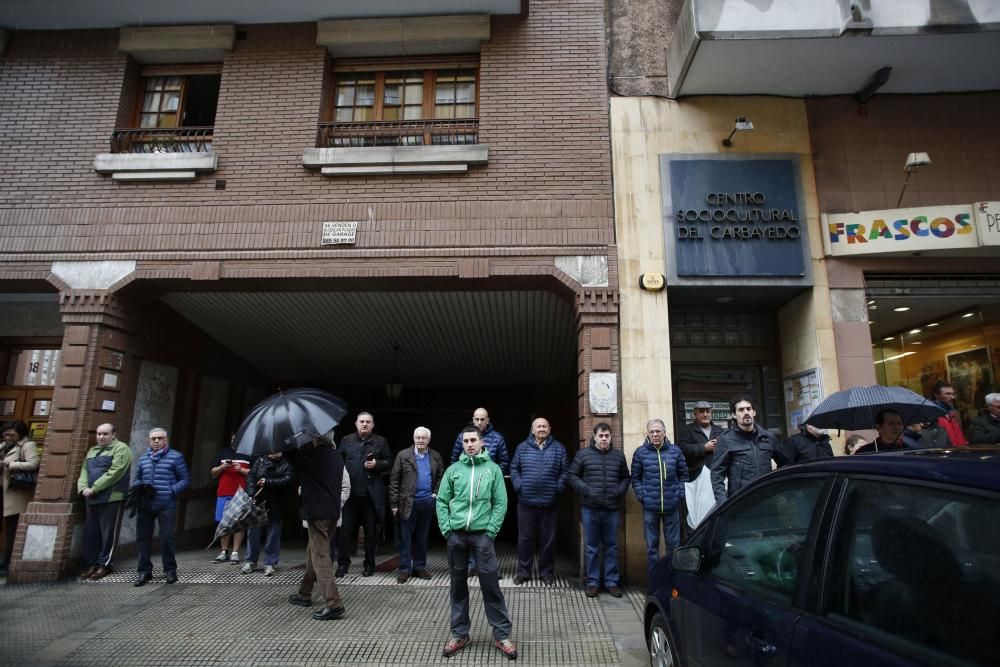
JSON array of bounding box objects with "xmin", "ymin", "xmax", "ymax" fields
[{"xmin": 672, "ymin": 545, "xmax": 702, "ymax": 573}]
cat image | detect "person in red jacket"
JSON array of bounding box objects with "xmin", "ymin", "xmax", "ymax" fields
[{"xmin": 932, "ymin": 382, "xmax": 968, "ymax": 446}]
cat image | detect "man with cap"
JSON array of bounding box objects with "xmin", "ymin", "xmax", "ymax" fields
[{"xmin": 675, "ymin": 401, "xmax": 722, "ymax": 535}]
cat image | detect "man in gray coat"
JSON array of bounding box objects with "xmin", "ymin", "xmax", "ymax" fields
[{"xmin": 389, "ymin": 426, "xmax": 444, "ymax": 583}]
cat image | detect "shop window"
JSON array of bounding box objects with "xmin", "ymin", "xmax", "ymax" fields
[
  {"xmin": 320, "ymin": 59, "xmax": 478, "ymax": 147},
  {"xmin": 112, "ymin": 64, "xmax": 221, "ymax": 154},
  {"xmin": 868, "ymin": 296, "xmax": 1000, "ymax": 433}
]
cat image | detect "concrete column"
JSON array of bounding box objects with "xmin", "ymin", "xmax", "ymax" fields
[{"xmin": 8, "ymin": 291, "xmax": 135, "ymax": 583}]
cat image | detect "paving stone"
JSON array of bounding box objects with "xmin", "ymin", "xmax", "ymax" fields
[{"xmin": 1, "ymin": 543, "xmax": 648, "ymax": 666}]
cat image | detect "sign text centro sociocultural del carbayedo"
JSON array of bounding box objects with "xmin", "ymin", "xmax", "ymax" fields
[{"xmin": 675, "ymin": 192, "xmax": 800, "ymax": 240}]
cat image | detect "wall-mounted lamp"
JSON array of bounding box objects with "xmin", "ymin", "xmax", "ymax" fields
[
  {"xmin": 855, "ymin": 66, "xmax": 892, "ymax": 104},
  {"xmin": 721, "ymin": 117, "xmax": 754, "ymax": 147},
  {"xmin": 896, "ymin": 152, "xmax": 931, "ymax": 207}
]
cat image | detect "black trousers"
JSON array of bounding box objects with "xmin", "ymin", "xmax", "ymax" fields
[
  {"xmin": 516, "ymin": 503, "xmax": 558, "ymax": 580},
  {"xmin": 337, "ymin": 495, "xmax": 378, "ymax": 568},
  {"xmin": 82, "ymin": 501, "xmax": 125, "ymax": 568}
]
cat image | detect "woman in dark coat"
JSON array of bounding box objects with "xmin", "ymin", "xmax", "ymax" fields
[{"xmin": 241, "ymin": 451, "xmax": 294, "ymax": 576}]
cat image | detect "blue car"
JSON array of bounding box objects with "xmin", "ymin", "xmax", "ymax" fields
[{"xmin": 645, "ymin": 447, "xmax": 1000, "ymax": 667}]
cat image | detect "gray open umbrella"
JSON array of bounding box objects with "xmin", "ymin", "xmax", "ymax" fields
[
  {"xmin": 233, "ymin": 387, "xmax": 348, "ymax": 457},
  {"xmin": 804, "ymin": 384, "xmax": 946, "ymax": 431}
]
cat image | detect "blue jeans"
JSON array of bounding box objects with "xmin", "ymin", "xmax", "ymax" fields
[
  {"xmin": 398, "ymin": 497, "xmax": 435, "ymax": 573},
  {"xmin": 581, "ymin": 506, "xmax": 621, "ymax": 587},
  {"xmin": 246, "ymin": 516, "xmax": 283, "ymax": 566},
  {"xmin": 136, "ymin": 505, "xmax": 177, "ymax": 576},
  {"xmin": 643, "ymin": 509, "xmax": 680, "ymax": 577}
]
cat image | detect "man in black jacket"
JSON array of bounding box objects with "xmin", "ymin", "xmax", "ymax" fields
[
  {"xmin": 710, "ymin": 396, "xmax": 786, "ymax": 504},
  {"xmin": 781, "ymin": 423, "xmax": 833, "ymax": 464},
  {"xmin": 336, "ymin": 411, "xmax": 392, "ymax": 577},
  {"xmin": 567, "ymin": 422, "xmax": 629, "ymax": 598},
  {"xmin": 676, "ymin": 401, "xmax": 722, "ymax": 535},
  {"xmin": 286, "ymin": 436, "xmax": 347, "ymax": 621}
]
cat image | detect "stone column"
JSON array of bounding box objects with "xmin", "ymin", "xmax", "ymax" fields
[{"xmin": 8, "ymin": 291, "xmax": 135, "ymax": 583}]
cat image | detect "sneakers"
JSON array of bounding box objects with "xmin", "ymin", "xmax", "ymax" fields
[
  {"xmin": 494, "ymin": 638, "xmax": 518, "ymax": 660},
  {"xmin": 607, "ymin": 585, "xmax": 623, "ymax": 598},
  {"xmin": 442, "ymin": 636, "xmax": 470, "ymax": 658},
  {"xmin": 212, "ymin": 550, "xmax": 229, "ymax": 563},
  {"xmin": 229, "ymin": 551, "xmax": 240, "ymax": 563},
  {"xmin": 241, "ymin": 562, "xmax": 256, "ymax": 574},
  {"xmin": 585, "ymin": 585, "xmax": 598, "ymax": 598},
  {"xmin": 264, "ymin": 565, "xmax": 276, "ymax": 577}
]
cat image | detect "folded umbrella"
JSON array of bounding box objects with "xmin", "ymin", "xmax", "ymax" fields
[
  {"xmin": 233, "ymin": 387, "xmax": 348, "ymax": 458},
  {"xmin": 804, "ymin": 384, "xmax": 946, "ymax": 431},
  {"xmin": 208, "ymin": 487, "xmax": 269, "ymax": 548}
]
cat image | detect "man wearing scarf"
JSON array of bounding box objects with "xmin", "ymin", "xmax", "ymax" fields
[{"xmin": 131, "ymin": 427, "xmax": 190, "ymax": 586}]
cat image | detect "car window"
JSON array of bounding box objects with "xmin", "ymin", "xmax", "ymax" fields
[
  {"xmin": 705, "ymin": 477, "xmax": 826, "ymax": 605},
  {"xmin": 825, "ymin": 479, "xmax": 1000, "ymax": 665}
]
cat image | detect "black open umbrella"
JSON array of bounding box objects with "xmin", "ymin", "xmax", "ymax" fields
[
  {"xmin": 804, "ymin": 384, "xmax": 946, "ymax": 431},
  {"xmin": 233, "ymin": 387, "xmax": 348, "ymax": 457}
]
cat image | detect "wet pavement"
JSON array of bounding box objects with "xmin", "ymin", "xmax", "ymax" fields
[{"xmin": 0, "ymin": 543, "xmax": 649, "ymax": 666}]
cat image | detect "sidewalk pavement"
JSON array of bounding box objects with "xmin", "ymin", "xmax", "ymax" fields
[{"xmin": 0, "ymin": 542, "xmax": 650, "ymax": 666}]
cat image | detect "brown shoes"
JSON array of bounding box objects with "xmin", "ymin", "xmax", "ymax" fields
[
  {"xmin": 89, "ymin": 566, "xmax": 111, "ymax": 580},
  {"xmin": 79, "ymin": 566, "xmax": 97, "ymax": 580},
  {"xmin": 607, "ymin": 585, "xmax": 623, "ymax": 598},
  {"xmin": 397, "ymin": 571, "xmax": 410, "ymax": 584},
  {"xmin": 442, "ymin": 636, "xmax": 470, "ymax": 658},
  {"xmin": 585, "ymin": 585, "xmax": 598, "ymax": 598}
]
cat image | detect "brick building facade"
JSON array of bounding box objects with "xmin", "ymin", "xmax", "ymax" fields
[{"xmin": 0, "ymin": 1, "xmax": 624, "ymax": 582}]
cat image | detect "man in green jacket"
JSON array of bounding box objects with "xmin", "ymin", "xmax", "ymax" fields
[
  {"xmin": 76, "ymin": 423, "xmax": 132, "ymax": 580},
  {"xmin": 437, "ymin": 425, "xmax": 517, "ymax": 661}
]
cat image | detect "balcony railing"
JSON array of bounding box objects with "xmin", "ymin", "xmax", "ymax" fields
[
  {"xmin": 317, "ymin": 119, "xmax": 479, "ymax": 148},
  {"xmin": 110, "ymin": 127, "xmax": 214, "ymax": 154}
]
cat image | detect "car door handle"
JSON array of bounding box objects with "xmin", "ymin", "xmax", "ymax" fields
[{"xmin": 746, "ymin": 629, "xmax": 777, "ymax": 656}]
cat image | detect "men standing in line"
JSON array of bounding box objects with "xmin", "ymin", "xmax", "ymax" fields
[
  {"xmin": 710, "ymin": 397, "xmax": 785, "ymax": 504},
  {"xmin": 675, "ymin": 401, "xmax": 722, "ymax": 534},
  {"xmin": 630, "ymin": 418, "xmax": 689, "ymax": 578},
  {"xmin": 855, "ymin": 409, "xmax": 906, "ymax": 454},
  {"xmin": 509, "ymin": 417, "xmax": 568, "ymax": 586},
  {"xmin": 781, "ymin": 423, "xmax": 834, "ymax": 463},
  {"xmin": 132, "ymin": 427, "xmax": 190, "ymax": 586},
  {"xmin": 77, "ymin": 423, "xmax": 132, "ymax": 580},
  {"xmin": 450, "ymin": 407, "xmax": 509, "ymax": 576},
  {"xmin": 567, "ymin": 422, "xmax": 628, "ymax": 598},
  {"xmin": 286, "ymin": 435, "xmax": 349, "ymax": 621},
  {"xmin": 337, "ymin": 411, "xmax": 391, "ymax": 577},
  {"xmin": 969, "ymin": 392, "xmax": 1000, "ymax": 444},
  {"xmin": 389, "ymin": 426, "xmax": 443, "ymax": 583},
  {"xmin": 932, "ymin": 382, "xmax": 968, "ymax": 446},
  {"xmin": 437, "ymin": 426, "xmax": 517, "ymax": 660}
]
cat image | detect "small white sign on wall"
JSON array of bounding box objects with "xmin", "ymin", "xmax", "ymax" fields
[
  {"xmin": 321, "ymin": 221, "xmax": 359, "ymax": 245},
  {"xmin": 589, "ymin": 373, "xmax": 618, "ymax": 415}
]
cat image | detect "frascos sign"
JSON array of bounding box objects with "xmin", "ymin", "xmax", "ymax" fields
[
  {"xmin": 823, "ymin": 205, "xmax": 978, "ymax": 256},
  {"xmin": 662, "ymin": 158, "xmax": 807, "ymax": 277}
]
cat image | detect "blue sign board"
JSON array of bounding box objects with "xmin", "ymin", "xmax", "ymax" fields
[{"xmin": 664, "ymin": 157, "xmax": 806, "ymax": 277}]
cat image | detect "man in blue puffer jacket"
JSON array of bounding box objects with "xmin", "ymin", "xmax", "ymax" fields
[
  {"xmin": 131, "ymin": 427, "xmax": 191, "ymax": 586},
  {"xmin": 510, "ymin": 417, "xmax": 568, "ymax": 585},
  {"xmin": 630, "ymin": 418, "xmax": 689, "ymax": 579}
]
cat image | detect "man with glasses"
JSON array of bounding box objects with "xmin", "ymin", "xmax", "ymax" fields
[
  {"xmin": 132, "ymin": 427, "xmax": 190, "ymax": 586},
  {"xmin": 631, "ymin": 418, "xmax": 689, "ymax": 579}
]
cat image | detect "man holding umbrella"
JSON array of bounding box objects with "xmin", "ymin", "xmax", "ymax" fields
[
  {"xmin": 856, "ymin": 409, "xmax": 906, "ymax": 454},
  {"xmin": 337, "ymin": 412, "xmax": 392, "ymax": 578},
  {"xmin": 286, "ymin": 434, "xmax": 349, "ymax": 620}
]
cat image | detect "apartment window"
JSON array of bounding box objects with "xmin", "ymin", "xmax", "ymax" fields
[
  {"xmin": 322, "ymin": 59, "xmax": 478, "ymax": 147},
  {"xmin": 112, "ymin": 64, "xmax": 221, "ymax": 153}
]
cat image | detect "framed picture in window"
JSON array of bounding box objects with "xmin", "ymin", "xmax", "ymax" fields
[{"xmin": 946, "ymin": 346, "xmax": 993, "ymax": 418}]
